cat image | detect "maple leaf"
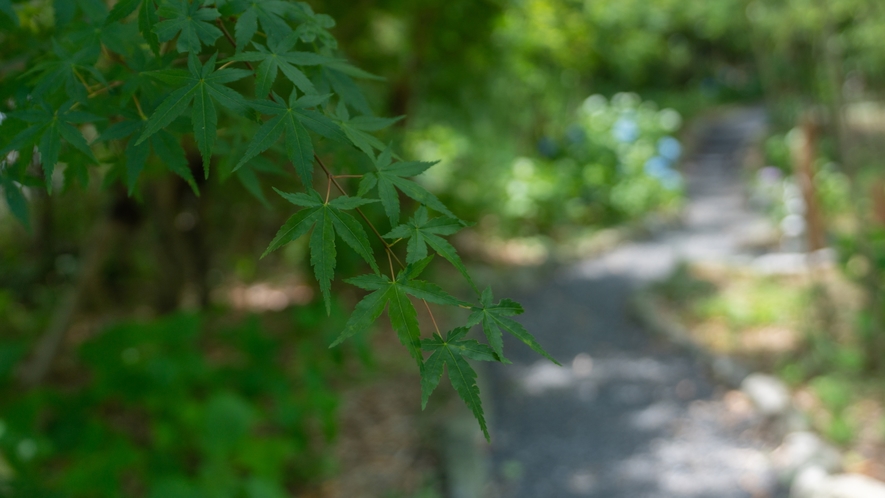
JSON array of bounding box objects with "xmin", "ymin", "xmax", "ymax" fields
[
  {"xmin": 421, "ymin": 327, "xmax": 498, "ymax": 441},
  {"xmin": 384, "ymin": 206, "xmax": 476, "ymax": 292},
  {"xmin": 0, "ymin": 0, "xmax": 18, "ymax": 26},
  {"xmin": 0, "ymin": 172, "xmax": 29, "ymax": 229},
  {"xmin": 136, "ymin": 52, "xmax": 250, "ymax": 178},
  {"xmin": 358, "ymin": 147, "xmax": 458, "ymax": 226},
  {"xmin": 153, "ymin": 0, "xmax": 222, "ymax": 54},
  {"xmin": 25, "ymin": 40, "xmax": 104, "ymax": 102},
  {"xmin": 329, "ymin": 257, "xmax": 468, "ymax": 371},
  {"xmin": 0, "ymin": 101, "xmax": 99, "ymax": 193},
  {"xmin": 235, "ymin": 90, "xmax": 332, "ymax": 186},
  {"xmin": 330, "ymin": 101, "xmax": 401, "ymax": 159},
  {"xmin": 97, "ymin": 120, "xmax": 198, "ymax": 195},
  {"xmin": 262, "ymin": 189, "xmax": 381, "ymax": 314},
  {"xmin": 230, "ymin": 0, "xmax": 300, "ymax": 50},
  {"xmin": 467, "ymin": 287, "xmax": 559, "ymax": 365},
  {"xmin": 225, "ymin": 32, "xmax": 336, "ymax": 97}
]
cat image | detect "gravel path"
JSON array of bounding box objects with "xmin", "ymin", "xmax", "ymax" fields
[{"xmin": 484, "ymin": 108, "xmax": 788, "ymax": 497}]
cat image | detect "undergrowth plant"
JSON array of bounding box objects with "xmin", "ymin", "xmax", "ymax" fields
[{"xmin": 0, "ymin": 0, "xmax": 558, "ymax": 440}]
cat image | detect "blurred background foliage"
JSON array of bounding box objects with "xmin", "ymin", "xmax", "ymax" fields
[{"xmin": 5, "ymin": 0, "xmax": 885, "ymax": 495}]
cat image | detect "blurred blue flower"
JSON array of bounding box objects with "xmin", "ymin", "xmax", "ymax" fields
[
  {"xmin": 537, "ymin": 136, "xmax": 558, "ymax": 158},
  {"xmin": 644, "ymin": 156, "xmax": 670, "ymax": 178},
  {"xmin": 658, "ymin": 169, "xmax": 683, "ymax": 190},
  {"xmin": 644, "ymin": 156, "xmax": 683, "ymax": 190},
  {"xmin": 657, "ymin": 136, "xmax": 681, "ymax": 162},
  {"xmin": 566, "ymin": 124, "xmax": 585, "ymax": 144},
  {"xmin": 612, "ymin": 116, "xmax": 639, "ymax": 143}
]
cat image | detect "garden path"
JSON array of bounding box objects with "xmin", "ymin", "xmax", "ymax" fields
[{"xmin": 482, "ymin": 107, "xmax": 787, "ymax": 498}]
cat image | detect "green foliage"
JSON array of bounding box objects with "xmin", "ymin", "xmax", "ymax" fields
[
  {"xmin": 407, "ymin": 92, "xmax": 685, "ymax": 237},
  {"xmin": 421, "ymin": 327, "xmax": 498, "ymax": 440},
  {"xmin": 0, "ymin": 310, "xmax": 345, "ymax": 496},
  {"xmin": 0, "ymin": 0, "xmax": 556, "ymax": 442}
]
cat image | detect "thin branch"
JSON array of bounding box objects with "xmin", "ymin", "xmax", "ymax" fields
[
  {"xmin": 423, "ymin": 299, "xmax": 441, "ymax": 335},
  {"xmin": 314, "ymin": 153, "xmax": 405, "ymax": 269},
  {"xmin": 387, "ymin": 250, "xmax": 396, "ymax": 281},
  {"xmin": 132, "ymin": 94, "xmax": 147, "ymax": 120},
  {"xmin": 216, "ymin": 19, "xmax": 254, "ymax": 71},
  {"xmin": 87, "ymin": 80, "xmax": 124, "ymax": 99}
]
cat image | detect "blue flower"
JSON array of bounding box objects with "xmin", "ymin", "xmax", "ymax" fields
[
  {"xmin": 657, "ymin": 136, "xmax": 681, "ymax": 162},
  {"xmin": 612, "ymin": 116, "xmax": 639, "ymax": 143},
  {"xmin": 537, "ymin": 136, "xmax": 558, "ymax": 158},
  {"xmin": 644, "ymin": 156, "xmax": 670, "ymax": 178}
]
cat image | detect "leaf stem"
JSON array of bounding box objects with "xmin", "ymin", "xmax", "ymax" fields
[
  {"xmin": 87, "ymin": 81, "xmax": 124, "ymax": 99},
  {"xmin": 314, "ymin": 153, "xmax": 405, "ymax": 269},
  {"xmin": 325, "ymin": 173, "xmax": 332, "ymax": 203},
  {"xmin": 387, "ymin": 250, "xmax": 396, "ymax": 281},
  {"xmin": 72, "ymin": 67, "xmax": 92, "ymax": 93},
  {"xmin": 132, "ymin": 94, "xmax": 147, "ymax": 120},
  {"xmin": 216, "ymin": 18, "xmax": 255, "ymax": 71},
  {"xmin": 423, "ymin": 299, "xmax": 441, "ymax": 335}
]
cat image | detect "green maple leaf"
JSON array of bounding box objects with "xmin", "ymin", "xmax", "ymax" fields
[
  {"xmin": 0, "ymin": 0, "xmax": 17, "ymax": 25},
  {"xmin": 358, "ymin": 147, "xmax": 458, "ymax": 226},
  {"xmin": 321, "ymin": 66, "xmax": 382, "ymax": 116},
  {"xmin": 384, "ymin": 206, "xmax": 476, "ymax": 292},
  {"xmin": 105, "ymin": 0, "xmax": 141, "ymax": 25},
  {"xmin": 329, "ymin": 257, "xmax": 468, "ymax": 371},
  {"xmin": 139, "ymin": 0, "xmax": 161, "ymax": 55},
  {"xmin": 331, "ymin": 101, "xmax": 402, "ymax": 159},
  {"xmin": 0, "ymin": 172, "xmax": 29, "ymax": 229},
  {"xmin": 153, "ymin": 0, "xmax": 222, "ymax": 54},
  {"xmin": 25, "ymin": 40, "xmax": 104, "ymax": 102},
  {"xmin": 235, "ymin": 90, "xmax": 332, "ymax": 186},
  {"xmin": 97, "ymin": 120, "xmax": 198, "ymax": 194},
  {"xmin": 136, "ymin": 52, "xmax": 250, "ymax": 178},
  {"xmin": 232, "ymin": 0, "xmax": 299, "ymax": 50},
  {"xmin": 262, "ymin": 188, "xmax": 381, "ymax": 314},
  {"xmin": 0, "ymin": 101, "xmax": 99, "ymax": 193},
  {"xmin": 421, "ymin": 327, "xmax": 497, "ymax": 441},
  {"xmin": 467, "ymin": 287, "xmax": 559, "ymax": 365},
  {"xmin": 225, "ymin": 33, "xmax": 335, "ymax": 97}
]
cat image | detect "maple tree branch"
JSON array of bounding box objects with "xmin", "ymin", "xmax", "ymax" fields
[
  {"xmin": 423, "ymin": 299, "xmax": 442, "ymax": 335},
  {"xmin": 313, "ymin": 153, "xmax": 405, "ymax": 269},
  {"xmin": 216, "ymin": 18, "xmax": 254, "ymax": 71},
  {"xmin": 87, "ymin": 80, "xmax": 124, "ymax": 99}
]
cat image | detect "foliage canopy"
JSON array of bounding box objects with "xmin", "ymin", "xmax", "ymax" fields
[{"xmin": 0, "ymin": 0, "xmax": 557, "ymax": 442}]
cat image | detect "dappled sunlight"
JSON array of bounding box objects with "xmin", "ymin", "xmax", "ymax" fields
[{"xmin": 221, "ymin": 281, "xmax": 314, "ymax": 312}]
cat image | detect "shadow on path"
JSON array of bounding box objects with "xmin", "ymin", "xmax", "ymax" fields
[{"xmin": 485, "ymin": 108, "xmax": 787, "ymax": 498}]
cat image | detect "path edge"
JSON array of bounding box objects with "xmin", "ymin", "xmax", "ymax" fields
[{"xmin": 630, "ymin": 288, "xmax": 885, "ymax": 498}]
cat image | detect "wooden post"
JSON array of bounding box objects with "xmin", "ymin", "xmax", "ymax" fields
[{"xmin": 791, "ymin": 113, "xmax": 827, "ymax": 252}]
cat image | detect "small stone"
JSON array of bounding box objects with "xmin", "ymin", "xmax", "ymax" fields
[
  {"xmin": 791, "ymin": 465, "xmax": 829, "ymax": 498},
  {"xmin": 793, "ymin": 470, "xmax": 885, "ymax": 498},
  {"xmin": 741, "ymin": 373, "xmax": 791, "ymax": 417},
  {"xmin": 824, "ymin": 473, "xmax": 885, "ymax": 498},
  {"xmin": 774, "ymin": 431, "xmax": 842, "ymax": 479}
]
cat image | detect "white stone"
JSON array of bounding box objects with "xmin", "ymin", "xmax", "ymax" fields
[
  {"xmin": 774, "ymin": 431, "xmax": 842, "ymax": 478},
  {"xmin": 791, "ymin": 465, "xmax": 829, "ymax": 498},
  {"xmin": 741, "ymin": 373, "xmax": 791, "ymax": 417},
  {"xmin": 792, "ymin": 470, "xmax": 885, "ymax": 498},
  {"xmin": 824, "ymin": 473, "xmax": 885, "ymax": 498}
]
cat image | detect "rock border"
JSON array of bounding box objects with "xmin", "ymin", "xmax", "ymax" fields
[{"xmin": 630, "ymin": 289, "xmax": 885, "ymax": 498}]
